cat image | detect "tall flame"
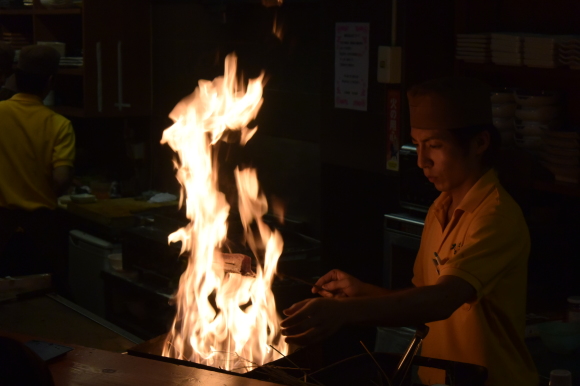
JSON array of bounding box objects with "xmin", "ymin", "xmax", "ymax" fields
[{"xmin": 160, "ymin": 53, "xmax": 288, "ymax": 372}]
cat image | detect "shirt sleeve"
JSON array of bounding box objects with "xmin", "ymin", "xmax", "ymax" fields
[
  {"xmin": 439, "ymin": 211, "xmax": 530, "ymax": 302},
  {"xmin": 52, "ymin": 120, "xmax": 75, "ymax": 168}
]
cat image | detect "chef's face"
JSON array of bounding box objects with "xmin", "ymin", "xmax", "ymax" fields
[{"xmin": 411, "ymin": 127, "xmax": 486, "ymax": 195}]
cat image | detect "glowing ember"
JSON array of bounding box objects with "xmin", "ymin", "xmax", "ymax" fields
[{"xmin": 160, "ymin": 53, "xmax": 288, "ymax": 372}]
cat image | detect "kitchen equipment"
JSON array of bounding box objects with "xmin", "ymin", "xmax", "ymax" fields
[
  {"xmin": 538, "ymin": 321, "xmax": 580, "ymax": 355},
  {"xmin": 391, "ymin": 324, "xmax": 429, "ymax": 386},
  {"xmin": 549, "ymin": 369, "xmax": 573, "ymax": 386},
  {"xmin": 68, "ymin": 230, "xmax": 121, "ymax": 317},
  {"xmin": 568, "ymin": 296, "xmax": 580, "ymax": 322},
  {"xmin": 128, "ymin": 329, "xmax": 488, "ymax": 386},
  {"xmin": 383, "ymin": 212, "xmax": 424, "ymax": 290}
]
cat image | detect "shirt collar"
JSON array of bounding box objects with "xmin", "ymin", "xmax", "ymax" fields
[
  {"xmin": 432, "ymin": 192, "xmax": 452, "ymax": 229},
  {"xmin": 9, "ymin": 93, "xmax": 43, "ymax": 103},
  {"xmin": 431, "ymin": 168, "xmax": 498, "ymax": 224},
  {"xmin": 456, "ymin": 168, "xmax": 498, "ymax": 213}
]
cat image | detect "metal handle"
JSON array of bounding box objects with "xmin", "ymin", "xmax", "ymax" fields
[
  {"xmin": 392, "ymin": 324, "xmax": 429, "ymax": 386},
  {"xmin": 384, "ymin": 213, "xmax": 425, "ymax": 227},
  {"xmin": 115, "ymin": 41, "xmax": 131, "ymax": 111},
  {"xmin": 96, "ymin": 42, "xmax": 102, "ymax": 113}
]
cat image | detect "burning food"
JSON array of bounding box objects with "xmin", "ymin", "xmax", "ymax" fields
[{"xmin": 220, "ymin": 253, "xmax": 254, "ymax": 276}]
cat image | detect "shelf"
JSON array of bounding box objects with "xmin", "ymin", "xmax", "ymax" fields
[
  {"xmin": 454, "ymin": 61, "xmax": 580, "ymax": 81},
  {"xmin": 0, "ymin": 7, "xmax": 80, "ymax": 15},
  {"xmin": 34, "ymin": 7, "xmax": 81, "ymax": 15},
  {"xmin": 0, "ymin": 8, "xmax": 34, "ymax": 15}
]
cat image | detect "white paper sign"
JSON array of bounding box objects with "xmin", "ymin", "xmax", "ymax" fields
[{"xmin": 334, "ymin": 23, "xmax": 370, "ymax": 111}]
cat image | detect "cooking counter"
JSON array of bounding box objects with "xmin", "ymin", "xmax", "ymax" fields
[
  {"xmin": 0, "ymin": 294, "xmax": 283, "ymax": 386},
  {"xmin": 65, "ymin": 197, "xmax": 179, "ymax": 239},
  {"xmin": 2, "ymin": 331, "xmax": 284, "ymax": 386}
]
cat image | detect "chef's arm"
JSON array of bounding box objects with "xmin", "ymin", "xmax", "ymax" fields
[
  {"xmin": 52, "ymin": 166, "xmax": 74, "ymax": 196},
  {"xmin": 347, "ymin": 275, "xmax": 476, "ymax": 326}
]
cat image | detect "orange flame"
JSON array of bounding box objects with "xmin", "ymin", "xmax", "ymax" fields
[
  {"xmin": 273, "ymin": 13, "xmax": 284, "ymax": 41},
  {"xmin": 160, "ymin": 53, "xmax": 288, "ymax": 372}
]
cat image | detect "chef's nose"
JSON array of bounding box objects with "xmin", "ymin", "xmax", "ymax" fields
[{"xmin": 416, "ymin": 147, "xmax": 432, "ymax": 169}]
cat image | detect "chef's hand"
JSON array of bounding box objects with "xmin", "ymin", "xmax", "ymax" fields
[
  {"xmin": 280, "ymin": 297, "xmax": 348, "ymax": 346},
  {"xmin": 313, "ymin": 269, "xmax": 388, "ymax": 298}
]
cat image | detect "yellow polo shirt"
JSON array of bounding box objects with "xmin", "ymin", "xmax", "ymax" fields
[
  {"xmin": 413, "ymin": 169, "xmax": 538, "ymax": 386},
  {"xmin": 0, "ymin": 93, "xmax": 75, "ymax": 210}
]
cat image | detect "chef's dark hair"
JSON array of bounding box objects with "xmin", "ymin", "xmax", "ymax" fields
[{"xmin": 450, "ymin": 123, "xmax": 501, "ymax": 168}]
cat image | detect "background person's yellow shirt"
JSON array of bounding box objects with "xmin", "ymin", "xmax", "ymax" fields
[{"xmin": 0, "ymin": 93, "xmax": 75, "ymax": 211}]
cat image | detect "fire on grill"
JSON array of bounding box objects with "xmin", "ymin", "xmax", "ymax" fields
[{"xmin": 159, "ymin": 52, "xmax": 289, "ymax": 372}]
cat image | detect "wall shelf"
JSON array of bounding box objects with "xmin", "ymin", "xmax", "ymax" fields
[
  {"xmin": 0, "ymin": 7, "xmax": 80, "ymax": 15},
  {"xmin": 34, "ymin": 8, "xmax": 81, "ymax": 15},
  {"xmin": 0, "ymin": 9, "xmax": 34, "ymax": 15}
]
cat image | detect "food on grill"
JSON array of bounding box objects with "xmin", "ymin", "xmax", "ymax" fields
[{"xmin": 220, "ymin": 253, "xmax": 254, "ymax": 276}]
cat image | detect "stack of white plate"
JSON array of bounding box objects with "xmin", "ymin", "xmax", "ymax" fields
[
  {"xmin": 39, "ymin": 0, "xmax": 75, "ymax": 8},
  {"xmin": 513, "ymin": 90, "xmax": 562, "ymax": 153},
  {"xmin": 59, "ymin": 57, "xmax": 83, "ymax": 67},
  {"xmin": 455, "ymin": 33, "xmax": 491, "ymax": 63},
  {"xmin": 558, "ymin": 36, "xmax": 580, "ymax": 70},
  {"xmin": 523, "ymin": 35, "xmax": 561, "ymax": 68},
  {"xmin": 491, "ymin": 89, "xmax": 516, "ymax": 146},
  {"xmin": 491, "ymin": 33, "xmax": 523, "ymax": 66}
]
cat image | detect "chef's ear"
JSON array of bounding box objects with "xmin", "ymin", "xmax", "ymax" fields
[{"xmin": 474, "ymin": 130, "xmax": 490, "ymax": 155}]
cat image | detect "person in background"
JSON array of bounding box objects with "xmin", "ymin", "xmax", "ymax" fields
[
  {"xmin": 0, "ymin": 42, "xmax": 17, "ymax": 100},
  {"xmin": 0, "ymin": 45, "xmax": 75, "ymax": 295},
  {"xmin": 280, "ymin": 76, "xmax": 538, "ymax": 386}
]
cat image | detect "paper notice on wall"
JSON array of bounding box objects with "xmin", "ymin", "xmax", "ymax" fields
[
  {"xmin": 335, "ymin": 23, "xmax": 369, "ymax": 111},
  {"xmin": 386, "ymin": 89, "xmax": 401, "ymax": 171}
]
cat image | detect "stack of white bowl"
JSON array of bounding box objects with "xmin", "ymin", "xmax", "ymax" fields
[
  {"xmin": 455, "ymin": 33, "xmax": 491, "ymax": 63},
  {"xmin": 558, "ymin": 36, "xmax": 580, "ymax": 70},
  {"xmin": 513, "ymin": 90, "xmax": 562, "ymax": 153},
  {"xmin": 491, "ymin": 33, "xmax": 523, "ymax": 66},
  {"xmin": 523, "ymin": 35, "xmax": 561, "ymax": 68},
  {"xmin": 491, "ymin": 90, "xmax": 517, "ymax": 147},
  {"xmin": 541, "ymin": 128, "xmax": 580, "ymax": 184}
]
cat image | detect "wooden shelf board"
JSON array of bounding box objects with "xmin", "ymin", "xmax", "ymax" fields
[
  {"xmin": 0, "ymin": 7, "xmax": 81, "ymax": 15},
  {"xmin": 454, "ymin": 60, "xmax": 580, "ymax": 79},
  {"xmin": 34, "ymin": 7, "xmax": 81, "ymax": 15},
  {"xmin": 0, "ymin": 8, "xmax": 34, "ymax": 15}
]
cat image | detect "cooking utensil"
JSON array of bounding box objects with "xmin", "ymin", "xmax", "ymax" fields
[{"xmin": 276, "ymin": 272, "xmax": 327, "ymax": 293}]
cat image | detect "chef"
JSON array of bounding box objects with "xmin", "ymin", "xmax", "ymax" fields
[{"xmin": 280, "ymin": 76, "xmax": 538, "ymax": 386}]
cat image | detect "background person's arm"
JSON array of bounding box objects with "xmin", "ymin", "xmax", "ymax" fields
[{"xmin": 52, "ymin": 166, "xmax": 73, "ymax": 197}]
